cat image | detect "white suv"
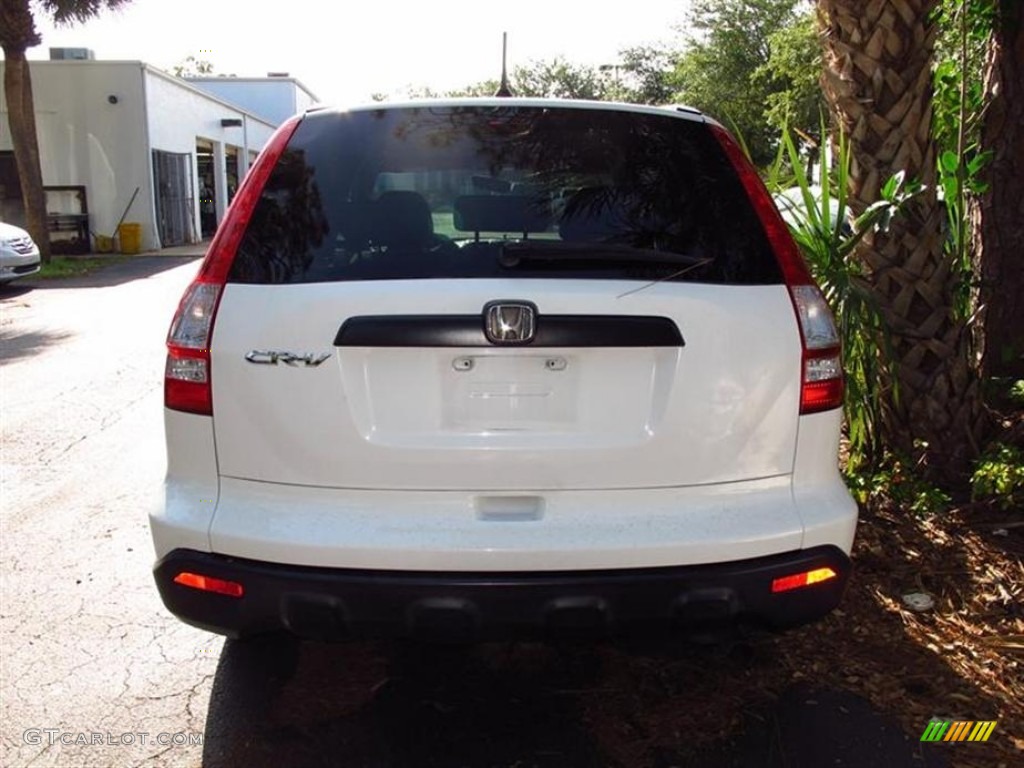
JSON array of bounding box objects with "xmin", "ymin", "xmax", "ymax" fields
[{"xmin": 152, "ymin": 99, "xmax": 857, "ymax": 642}]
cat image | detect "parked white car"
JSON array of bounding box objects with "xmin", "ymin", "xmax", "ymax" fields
[
  {"xmin": 0, "ymin": 221, "xmax": 41, "ymax": 284},
  {"xmin": 774, "ymin": 186, "xmax": 854, "ymax": 238},
  {"xmin": 152, "ymin": 99, "xmax": 857, "ymax": 643}
]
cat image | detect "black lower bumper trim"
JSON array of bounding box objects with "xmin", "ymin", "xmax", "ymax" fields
[{"xmin": 154, "ymin": 546, "xmax": 851, "ymax": 642}]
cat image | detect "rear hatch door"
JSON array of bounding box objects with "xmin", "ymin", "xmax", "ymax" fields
[{"xmin": 209, "ymin": 103, "xmax": 801, "ymax": 490}]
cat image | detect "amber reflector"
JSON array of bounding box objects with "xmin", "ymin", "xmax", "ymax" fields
[{"xmin": 771, "ymin": 567, "xmax": 838, "ymax": 594}]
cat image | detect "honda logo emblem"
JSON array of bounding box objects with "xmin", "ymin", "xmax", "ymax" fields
[{"xmin": 484, "ymin": 301, "xmax": 536, "ymax": 344}]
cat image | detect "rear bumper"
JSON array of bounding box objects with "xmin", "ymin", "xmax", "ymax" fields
[{"xmin": 154, "ymin": 545, "xmax": 851, "ymax": 642}]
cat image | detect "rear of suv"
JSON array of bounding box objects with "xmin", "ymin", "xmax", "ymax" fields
[{"xmin": 151, "ymin": 99, "xmax": 857, "ymax": 642}]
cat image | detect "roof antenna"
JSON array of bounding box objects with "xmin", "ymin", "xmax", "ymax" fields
[{"xmin": 495, "ymin": 32, "xmax": 514, "ymax": 97}]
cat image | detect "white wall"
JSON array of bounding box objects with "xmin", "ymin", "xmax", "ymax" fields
[
  {"xmin": 0, "ymin": 61, "xmax": 153, "ymax": 248},
  {"xmin": 0, "ymin": 61, "xmax": 278, "ymax": 252},
  {"xmin": 145, "ymin": 70, "xmax": 274, "ymax": 156},
  {"xmin": 145, "ymin": 69, "xmax": 275, "ymax": 242},
  {"xmin": 185, "ymin": 79, "xmax": 298, "ymax": 125},
  {"xmin": 294, "ymin": 85, "xmax": 318, "ymax": 114}
]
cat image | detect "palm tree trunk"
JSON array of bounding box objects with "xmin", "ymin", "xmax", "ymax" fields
[
  {"xmin": 2, "ymin": 45, "xmax": 51, "ymax": 263},
  {"xmin": 819, "ymin": 0, "xmax": 986, "ymax": 479},
  {"xmin": 973, "ymin": 0, "xmax": 1024, "ymax": 379}
]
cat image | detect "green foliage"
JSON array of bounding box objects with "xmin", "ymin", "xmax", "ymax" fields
[
  {"xmin": 511, "ymin": 58, "xmax": 610, "ymax": 100},
  {"xmin": 768, "ymin": 126, "xmax": 923, "ymax": 471},
  {"xmin": 37, "ymin": 255, "xmax": 128, "ymax": 279},
  {"xmin": 172, "ymin": 55, "xmax": 214, "ymax": 78},
  {"xmin": 42, "ymin": 0, "xmax": 133, "ymax": 26},
  {"xmin": 672, "ymin": 0, "xmax": 820, "ymax": 165},
  {"xmin": 971, "ymin": 444, "xmax": 1024, "ymax": 509},
  {"xmin": 401, "ymin": 1, "xmax": 824, "ymax": 141},
  {"xmin": 932, "ymin": 0, "xmax": 998, "ymax": 320},
  {"xmin": 846, "ymin": 461, "xmax": 953, "ymax": 516},
  {"xmin": 607, "ymin": 46, "xmax": 680, "ymax": 105},
  {"xmin": 933, "ymin": 0, "xmax": 996, "ymax": 152},
  {"xmin": 758, "ymin": 10, "xmax": 824, "ymax": 133},
  {"xmin": 1011, "ymin": 380, "xmax": 1024, "ymax": 407},
  {"xmin": 444, "ymin": 80, "xmax": 502, "ymax": 98},
  {"xmin": 435, "ymin": 49, "xmax": 679, "ymax": 104},
  {"xmin": 407, "ymin": 59, "xmax": 610, "ymax": 101}
]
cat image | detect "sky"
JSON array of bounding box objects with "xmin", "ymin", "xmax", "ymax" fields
[{"xmin": 26, "ymin": 0, "xmax": 691, "ymax": 104}]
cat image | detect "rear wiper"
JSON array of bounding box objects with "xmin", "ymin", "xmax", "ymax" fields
[{"xmin": 497, "ymin": 240, "xmax": 709, "ymax": 268}]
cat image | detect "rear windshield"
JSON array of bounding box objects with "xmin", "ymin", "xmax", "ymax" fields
[{"xmin": 229, "ymin": 105, "xmax": 781, "ymax": 285}]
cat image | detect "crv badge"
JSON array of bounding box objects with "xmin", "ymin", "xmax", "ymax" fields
[
  {"xmin": 245, "ymin": 350, "xmax": 331, "ymax": 366},
  {"xmin": 484, "ymin": 301, "xmax": 536, "ymax": 344}
]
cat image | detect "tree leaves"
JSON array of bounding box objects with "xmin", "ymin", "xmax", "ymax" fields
[{"xmin": 672, "ymin": 0, "xmax": 821, "ymax": 166}]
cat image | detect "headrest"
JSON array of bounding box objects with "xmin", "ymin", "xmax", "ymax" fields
[
  {"xmin": 454, "ymin": 195, "xmax": 552, "ymax": 234},
  {"xmin": 374, "ymin": 191, "xmax": 434, "ymax": 248}
]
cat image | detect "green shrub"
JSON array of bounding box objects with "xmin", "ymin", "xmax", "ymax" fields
[
  {"xmin": 1010, "ymin": 380, "xmax": 1024, "ymax": 407},
  {"xmin": 846, "ymin": 461, "xmax": 953, "ymax": 516},
  {"xmin": 972, "ymin": 444, "xmax": 1024, "ymax": 510},
  {"xmin": 766, "ymin": 126, "xmax": 922, "ymax": 472}
]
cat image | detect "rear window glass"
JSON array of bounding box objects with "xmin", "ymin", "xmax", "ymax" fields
[{"xmin": 229, "ymin": 106, "xmax": 781, "ymax": 285}]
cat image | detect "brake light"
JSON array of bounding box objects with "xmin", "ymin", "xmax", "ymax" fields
[
  {"xmin": 164, "ymin": 115, "xmax": 302, "ymax": 415},
  {"xmin": 771, "ymin": 567, "xmax": 838, "ymax": 594},
  {"xmin": 710, "ymin": 123, "xmax": 843, "ymax": 414},
  {"xmin": 790, "ymin": 285, "xmax": 844, "ymax": 413},
  {"xmin": 173, "ymin": 571, "xmax": 244, "ymax": 598}
]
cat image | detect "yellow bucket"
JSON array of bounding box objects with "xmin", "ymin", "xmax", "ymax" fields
[
  {"xmin": 118, "ymin": 222, "xmax": 142, "ymax": 254},
  {"xmin": 94, "ymin": 234, "xmax": 114, "ymax": 253}
]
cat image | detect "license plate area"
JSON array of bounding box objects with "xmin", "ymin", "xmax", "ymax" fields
[{"xmin": 442, "ymin": 354, "xmax": 578, "ymax": 431}]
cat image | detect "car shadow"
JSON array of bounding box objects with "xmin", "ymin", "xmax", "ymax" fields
[
  {"xmin": 200, "ymin": 631, "xmax": 961, "ymax": 768},
  {"xmin": 202, "ymin": 637, "xmax": 608, "ymax": 768},
  {"xmin": 0, "ymin": 283, "xmax": 34, "ymax": 300},
  {"xmin": 0, "ymin": 326, "xmax": 75, "ymax": 364}
]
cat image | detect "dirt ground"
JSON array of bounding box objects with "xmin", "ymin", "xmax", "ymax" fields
[{"xmin": 574, "ymin": 500, "xmax": 1024, "ymax": 767}]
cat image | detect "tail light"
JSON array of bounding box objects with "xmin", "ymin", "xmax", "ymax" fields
[
  {"xmin": 790, "ymin": 286, "xmax": 844, "ymax": 413},
  {"xmin": 164, "ymin": 115, "xmax": 302, "ymax": 415},
  {"xmin": 165, "ymin": 283, "xmax": 220, "ymax": 415},
  {"xmin": 710, "ymin": 123, "xmax": 844, "ymax": 414}
]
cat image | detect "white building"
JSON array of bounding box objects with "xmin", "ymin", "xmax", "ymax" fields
[
  {"xmin": 0, "ymin": 58, "xmax": 282, "ymax": 252},
  {"xmin": 185, "ymin": 73, "xmax": 319, "ymax": 127}
]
